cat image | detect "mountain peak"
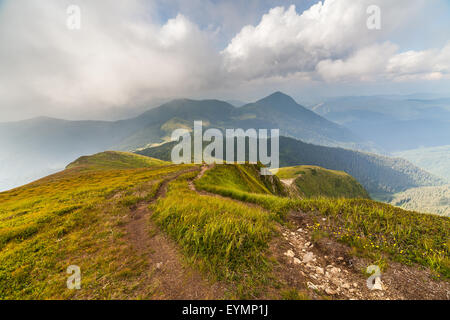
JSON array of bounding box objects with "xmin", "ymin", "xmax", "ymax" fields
[{"xmin": 256, "ymin": 91, "xmax": 297, "ymax": 106}]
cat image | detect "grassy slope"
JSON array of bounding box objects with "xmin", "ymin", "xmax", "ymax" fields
[
  {"xmin": 136, "ymin": 136, "xmax": 443, "ymax": 195},
  {"xmin": 0, "ymin": 154, "xmax": 281, "ymax": 299},
  {"xmin": 1, "ymin": 153, "xmax": 449, "ymax": 300},
  {"xmin": 195, "ymin": 163, "xmax": 286, "ymax": 197},
  {"xmin": 0, "ymin": 152, "xmax": 185, "ymax": 299},
  {"xmin": 66, "ymin": 151, "xmax": 168, "ymax": 171},
  {"xmin": 151, "ymin": 170, "xmax": 276, "ymax": 298},
  {"xmin": 196, "ymin": 166, "xmax": 450, "ymax": 279},
  {"xmin": 276, "ymin": 165, "xmax": 370, "ymax": 199}
]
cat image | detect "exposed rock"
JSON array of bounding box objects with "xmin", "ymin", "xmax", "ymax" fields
[
  {"xmin": 293, "ymin": 258, "xmax": 301, "ymax": 265},
  {"xmin": 316, "ymin": 267, "xmax": 325, "ymax": 275},
  {"xmin": 329, "ymin": 267, "xmax": 341, "ymax": 275},
  {"xmin": 307, "ymin": 282, "xmax": 318, "ymax": 290},
  {"xmin": 303, "ymin": 252, "xmax": 315, "ymax": 263},
  {"xmin": 325, "ymin": 288, "xmax": 337, "ymax": 295},
  {"xmin": 284, "ymin": 250, "xmax": 295, "ymax": 258}
]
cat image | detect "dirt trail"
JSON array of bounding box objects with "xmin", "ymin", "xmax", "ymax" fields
[
  {"xmin": 187, "ymin": 164, "xmax": 212, "ymax": 192},
  {"xmin": 188, "ymin": 165, "xmax": 450, "ymax": 300},
  {"xmin": 280, "ymin": 178, "xmax": 296, "ymax": 186},
  {"xmin": 123, "ymin": 165, "xmax": 449, "ymax": 300},
  {"xmin": 124, "ymin": 167, "xmax": 225, "ymax": 299}
]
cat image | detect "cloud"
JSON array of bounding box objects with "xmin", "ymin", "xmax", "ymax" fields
[
  {"xmin": 222, "ymin": 0, "xmax": 449, "ymax": 83},
  {"xmin": 0, "ymin": 0, "xmax": 448, "ymax": 121},
  {"xmin": 0, "ymin": 0, "xmax": 220, "ymax": 121},
  {"xmin": 316, "ymin": 42, "xmax": 399, "ymax": 81},
  {"xmin": 386, "ymin": 43, "xmax": 450, "ymax": 81}
]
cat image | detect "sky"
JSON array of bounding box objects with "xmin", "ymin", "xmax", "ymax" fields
[{"xmin": 0, "ymin": 0, "xmax": 449, "ymax": 121}]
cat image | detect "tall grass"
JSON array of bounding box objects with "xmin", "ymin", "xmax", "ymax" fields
[
  {"xmin": 298, "ymin": 198, "xmax": 450, "ymax": 278},
  {"xmin": 0, "ymin": 160, "xmax": 189, "ymax": 299},
  {"xmin": 196, "ymin": 164, "xmax": 450, "ymax": 278},
  {"xmin": 151, "ymin": 171, "xmax": 278, "ymax": 297}
]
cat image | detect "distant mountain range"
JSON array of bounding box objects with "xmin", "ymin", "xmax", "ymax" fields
[
  {"xmin": 1, "ymin": 92, "xmax": 447, "ymax": 197},
  {"xmin": 389, "ymin": 185, "xmax": 450, "ymax": 217},
  {"xmin": 0, "ymin": 92, "xmax": 370, "ymax": 191},
  {"xmin": 394, "ymin": 145, "xmax": 450, "ymax": 182},
  {"xmin": 136, "ymin": 136, "xmax": 443, "ymax": 195},
  {"xmin": 311, "ymin": 96, "xmax": 450, "ymax": 152}
]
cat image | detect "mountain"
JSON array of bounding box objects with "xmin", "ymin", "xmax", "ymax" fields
[
  {"xmin": 394, "ymin": 145, "xmax": 450, "ymax": 182},
  {"xmin": 114, "ymin": 99, "xmax": 235, "ymax": 150},
  {"xmin": 136, "ymin": 135, "xmax": 443, "ymax": 195},
  {"xmin": 0, "ymin": 92, "xmax": 368, "ymax": 191},
  {"xmin": 226, "ymin": 100, "xmax": 248, "ymax": 107},
  {"xmin": 1, "ymin": 151, "xmax": 449, "ymax": 299},
  {"xmin": 232, "ymin": 92, "xmax": 366, "ymax": 149},
  {"xmin": 275, "ymin": 165, "xmax": 370, "ymax": 199},
  {"xmin": 119, "ymin": 92, "xmax": 366, "ymax": 150},
  {"xmin": 311, "ymin": 96, "xmax": 450, "ymax": 152},
  {"xmin": 389, "ymin": 185, "xmax": 450, "ymax": 217},
  {"xmin": 0, "ymin": 117, "xmax": 137, "ymax": 191}
]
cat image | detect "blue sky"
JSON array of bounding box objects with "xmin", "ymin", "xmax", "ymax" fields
[{"xmin": 0, "ymin": 0, "xmax": 449, "ymax": 121}]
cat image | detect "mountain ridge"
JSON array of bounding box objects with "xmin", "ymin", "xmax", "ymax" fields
[
  {"xmin": 0, "ymin": 92, "xmax": 371, "ymax": 191},
  {"xmin": 136, "ymin": 135, "xmax": 444, "ymax": 195}
]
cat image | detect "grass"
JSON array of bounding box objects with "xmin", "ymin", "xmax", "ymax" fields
[
  {"xmin": 194, "ymin": 164, "xmax": 290, "ymax": 216},
  {"xmin": 196, "ymin": 163, "xmax": 273, "ymax": 195},
  {"xmin": 276, "ymin": 165, "xmax": 370, "ymax": 199},
  {"xmin": 281, "ymin": 288, "xmax": 310, "ymax": 300},
  {"xmin": 150, "ymin": 170, "xmax": 278, "ymax": 298},
  {"xmin": 66, "ymin": 151, "xmax": 168, "ymax": 171},
  {"xmin": 297, "ymin": 198, "xmax": 450, "ymax": 278},
  {"xmin": 1, "ymin": 155, "xmax": 448, "ymax": 299},
  {"xmin": 196, "ymin": 165, "xmax": 450, "ymax": 279},
  {"xmin": 0, "ymin": 152, "xmax": 188, "ymax": 299}
]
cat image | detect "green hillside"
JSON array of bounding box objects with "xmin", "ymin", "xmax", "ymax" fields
[
  {"xmin": 0, "ymin": 153, "xmax": 187, "ymax": 299},
  {"xmin": 66, "ymin": 151, "xmax": 168, "ymax": 171},
  {"xmin": 194, "ymin": 163, "xmax": 287, "ymax": 197},
  {"xmin": 195, "ymin": 166, "xmax": 450, "ymax": 279},
  {"xmin": 275, "ymin": 166, "xmax": 370, "ymax": 199},
  {"xmin": 1, "ymin": 152, "xmax": 448, "ymax": 300},
  {"xmin": 136, "ymin": 136, "xmax": 443, "ymax": 195}
]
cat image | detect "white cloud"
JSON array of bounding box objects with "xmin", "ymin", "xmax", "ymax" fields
[
  {"xmin": 316, "ymin": 42, "xmax": 399, "ymax": 82},
  {"xmin": 0, "ymin": 0, "xmax": 220, "ymax": 121},
  {"xmin": 222, "ymin": 0, "xmax": 449, "ymax": 83},
  {"xmin": 0, "ymin": 0, "xmax": 448, "ymax": 121},
  {"xmin": 386, "ymin": 43, "xmax": 450, "ymax": 81}
]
